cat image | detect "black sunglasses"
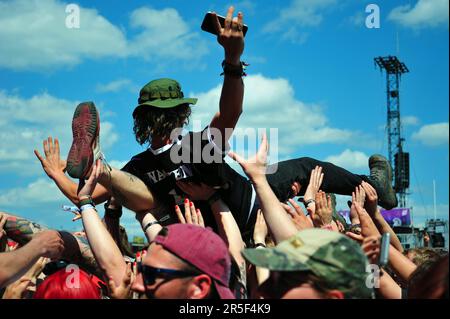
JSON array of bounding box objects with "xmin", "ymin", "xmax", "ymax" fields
[{"xmin": 138, "ymin": 263, "xmax": 199, "ymax": 286}]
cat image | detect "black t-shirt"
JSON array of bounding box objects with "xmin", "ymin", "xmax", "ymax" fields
[{"xmin": 121, "ymin": 127, "xmax": 254, "ymax": 230}]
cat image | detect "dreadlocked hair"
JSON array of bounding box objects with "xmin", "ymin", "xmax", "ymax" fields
[{"xmin": 133, "ymin": 104, "xmax": 191, "ymax": 145}]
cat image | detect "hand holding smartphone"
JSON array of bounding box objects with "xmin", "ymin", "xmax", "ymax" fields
[{"xmin": 201, "ymin": 12, "xmax": 248, "ymax": 36}]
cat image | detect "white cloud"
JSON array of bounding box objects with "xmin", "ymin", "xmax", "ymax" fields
[
  {"xmin": 263, "ymin": 0, "xmax": 336, "ymax": 43},
  {"xmin": 189, "ymin": 74, "xmax": 365, "ymax": 158},
  {"xmin": 0, "ymin": 0, "xmax": 208, "ymax": 70},
  {"xmin": 388, "ymin": 0, "xmax": 449, "ymax": 29},
  {"xmin": 403, "ymin": 115, "xmax": 420, "ymax": 126},
  {"xmin": 128, "ymin": 7, "xmax": 208, "ymax": 62},
  {"xmin": 325, "ymin": 149, "xmax": 369, "ymax": 170},
  {"xmin": 0, "ymin": 178, "xmax": 67, "ymax": 206},
  {"xmin": 0, "ymin": 91, "xmax": 118, "ymax": 175},
  {"xmin": 96, "ymin": 79, "xmax": 134, "ymax": 93},
  {"xmin": 412, "ymin": 122, "xmax": 449, "ymax": 146}
]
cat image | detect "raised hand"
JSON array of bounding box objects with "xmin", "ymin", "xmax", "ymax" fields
[
  {"xmin": 211, "ymin": 6, "xmax": 244, "ymax": 64},
  {"xmin": 108, "ymin": 262, "xmax": 133, "ymax": 299},
  {"xmin": 175, "ymin": 199, "xmax": 205, "ymax": 227},
  {"xmin": 229, "ymin": 133, "xmax": 268, "ymax": 184},
  {"xmin": 346, "ymin": 201, "xmax": 380, "ymax": 243},
  {"xmin": 314, "ymin": 191, "xmax": 333, "ymax": 227},
  {"xmin": 2, "ymin": 277, "xmax": 32, "ymax": 299},
  {"xmin": 33, "ymin": 230, "xmax": 65, "ymax": 259},
  {"xmin": 361, "ymin": 235, "xmax": 381, "ymax": 265},
  {"xmin": 77, "ymin": 159, "xmax": 102, "ymax": 199},
  {"xmin": 253, "ymin": 209, "xmax": 268, "ymax": 245},
  {"xmin": 304, "ymin": 166, "xmax": 324, "ymax": 203},
  {"xmin": 349, "ymin": 185, "xmax": 365, "ymax": 226},
  {"xmin": 361, "ymin": 181, "xmax": 378, "ymax": 216},
  {"xmin": 34, "ymin": 137, "xmax": 66, "ymax": 179},
  {"xmin": 281, "ymin": 199, "xmax": 313, "ymax": 230}
]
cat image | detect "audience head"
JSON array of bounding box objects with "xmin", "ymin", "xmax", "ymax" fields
[
  {"xmin": 132, "ymin": 224, "xmax": 234, "ymax": 299},
  {"xmin": 34, "ymin": 266, "xmax": 103, "ymax": 299},
  {"xmin": 243, "ymin": 228, "xmax": 374, "ymax": 299}
]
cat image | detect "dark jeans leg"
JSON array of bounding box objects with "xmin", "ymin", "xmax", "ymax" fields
[{"xmin": 266, "ymin": 157, "xmax": 370, "ymax": 202}]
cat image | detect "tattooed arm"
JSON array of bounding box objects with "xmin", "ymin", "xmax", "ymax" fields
[
  {"xmin": 3, "ymin": 212, "xmax": 100, "ymax": 275},
  {"xmin": 3, "ymin": 213, "xmax": 47, "ymax": 245},
  {"xmin": 0, "ymin": 230, "xmax": 64, "ymax": 288}
]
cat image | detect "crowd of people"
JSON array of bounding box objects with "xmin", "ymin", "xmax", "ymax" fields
[{"xmin": 0, "ymin": 6, "xmax": 448, "ymax": 300}]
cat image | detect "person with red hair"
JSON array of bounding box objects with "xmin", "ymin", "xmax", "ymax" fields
[{"xmin": 34, "ymin": 267, "xmax": 102, "ymax": 299}]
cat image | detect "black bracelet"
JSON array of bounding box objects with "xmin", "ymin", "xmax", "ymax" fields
[
  {"xmin": 207, "ymin": 192, "xmax": 222, "ymax": 206},
  {"xmin": 220, "ymin": 60, "xmax": 248, "ymax": 78},
  {"xmin": 104, "ymin": 202, "xmax": 123, "ymax": 219},
  {"xmin": 303, "ymin": 199, "xmax": 315, "ymax": 208},
  {"xmin": 143, "ymin": 220, "xmax": 160, "ymax": 233},
  {"xmin": 78, "ymin": 197, "xmax": 95, "ymax": 208}
]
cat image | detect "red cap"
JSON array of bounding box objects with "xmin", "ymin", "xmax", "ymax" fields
[{"xmin": 154, "ymin": 224, "xmax": 235, "ymax": 299}]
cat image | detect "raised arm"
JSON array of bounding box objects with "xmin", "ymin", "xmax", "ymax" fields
[
  {"xmin": 229, "ymin": 134, "xmax": 298, "ymax": 243},
  {"xmin": 34, "ymin": 136, "xmax": 110, "ymax": 205},
  {"xmin": 209, "ymin": 7, "xmax": 245, "ymax": 145},
  {"xmin": 388, "ymin": 244, "xmax": 417, "ymax": 282},
  {"xmin": 0, "ymin": 230, "xmax": 63, "ymax": 288},
  {"xmin": 361, "ymin": 181, "xmax": 403, "ymax": 253},
  {"xmin": 176, "ymin": 182, "xmax": 245, "ymax": 264},
  {"xmin": 77, "ymin": 160, "xmax": 127, "ymax": 287}
]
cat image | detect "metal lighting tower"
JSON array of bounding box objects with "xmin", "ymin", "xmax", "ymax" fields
[{"xmin": 374, "ymin": 56, "xmax": 410, "ymax": 208}]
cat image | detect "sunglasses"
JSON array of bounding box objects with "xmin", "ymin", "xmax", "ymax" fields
[{"xmin": 138, "ymin": 263, "xmax": 199, "ymax": 286}]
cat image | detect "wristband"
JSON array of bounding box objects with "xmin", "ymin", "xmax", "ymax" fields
[
  {"xmin": 220, "ymin": 60, "xmax": 248, "ymax": 78},
  {"xmin": 79, "ymin": 197, "xmax": 95, "ymax": 208},
  {"xmin": 143, "ymin": 220, "xmax": 160, "ymax": 233},
  {"xmin": 80, "ymin": 204, "xmax": 95, "ymax": 212},
  {"xmin": 104, "ymin": 202, "xmax": 122, "ymax": 219},
  {"xmin": 303, "ymin": 199, "xmax": 315, "ymax": 208},
  {"xmin": 207, "ymin": 192, "xmax": 222, "ymax": 206}
]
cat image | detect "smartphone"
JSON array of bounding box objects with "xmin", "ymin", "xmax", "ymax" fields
[
  {"xmin": 201, "ymin": 12, "xmax": 248, "ymax": 36},
  {"xmin": 378, "ymin": 233, "xmax": 390, "ymax": 267}
]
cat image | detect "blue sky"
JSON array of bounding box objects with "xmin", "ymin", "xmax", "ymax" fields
[{"xmin": 0, "ymin": 0, "xmax": 448, "ymax": 239}]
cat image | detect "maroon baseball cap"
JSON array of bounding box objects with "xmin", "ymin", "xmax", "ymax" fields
[{"xmin": 154, "ymin": 224, "xmax": 235, "ymax": 299}]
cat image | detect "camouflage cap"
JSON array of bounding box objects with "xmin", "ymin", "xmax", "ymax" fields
[
  {"xmin": 242, "ymin": 228, "xmax": 374, "ymax": 299},
  {"xmin": 133, "ymin": 78, "xmax": 197, "ymax": 115}
]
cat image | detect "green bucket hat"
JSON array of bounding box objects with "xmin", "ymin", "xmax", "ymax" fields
[
  {"xmin": 133, "ymin": 78, "xmax": 197, "ymax": 116},
  {"xmin": 242, "ymin": 228, "xmax": 374, "ymax": 299}
]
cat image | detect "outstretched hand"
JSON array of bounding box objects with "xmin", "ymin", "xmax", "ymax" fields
[
  {"xmin": 314, "ymin": 191, "xmax": 333, "ymax": 227},
  {"xmin": 229, "ymin": 133, "xmax": 268, "ymax": 184},
  {"xmin": 281, "ymin": 199, "xmax": 313, "ymax": 230},
  {"xmin": 361, "ymin": 181, "xmax": 379, "ymax": 216},
  {"xmin": 77, "ymin": 159, "xmax": 102, "ymax": 199},
  {"xmin": 304, "ymin": 166, "xmax": 324, "ymax": 202},
  {"xmin": 175, "ymin": 199, "xmax": 205, "ymax": 227},
  {"xmin": 211, "ymin": 6, "xmax": 244, "ymax": 64},
  {"xmin": 346, "ymin": 201, "xmax": 380, "ymax": 242},
  {"xmin": 108, "ymin": 262, "xmax": 133, "ymax": 299},
  {"xmin": 34, "ymin": 137, "xmax": 67, "ymax": 179}
]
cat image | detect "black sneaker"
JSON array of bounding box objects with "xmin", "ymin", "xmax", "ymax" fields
[{"xmin": 367, "ymin": 154, "xmax": 398, "ymax": 210}]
